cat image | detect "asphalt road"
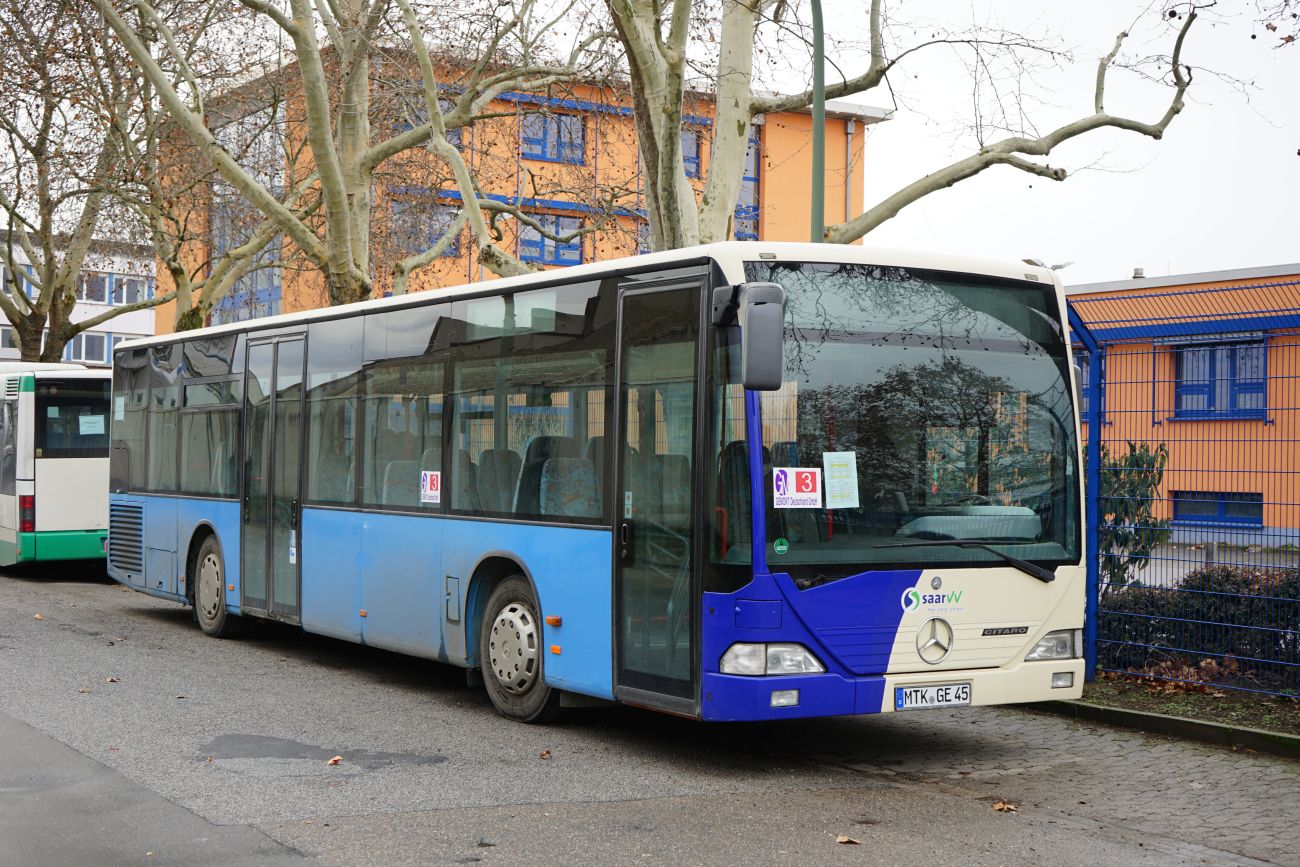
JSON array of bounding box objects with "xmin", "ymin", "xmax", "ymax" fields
[{"xmin": 2, "ymin": 568, "xmax": 1296, "ymax": 866}]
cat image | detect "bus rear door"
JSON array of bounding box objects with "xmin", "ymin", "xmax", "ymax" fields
[{"xmin": 242, "ymin": 336, "xmax": 306, "ymax": 622}]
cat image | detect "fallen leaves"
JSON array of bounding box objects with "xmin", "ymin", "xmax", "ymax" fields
[
  {"xmin": 327, "ymin": 755, "xmax": 343, "ymax": 766},
  {"xmin": 78, "ymin": 687, "xmax": 91, "ymax": 694},
  {"xmin": 32, "ymin": 613, "xmax": 44, "ymax": 621},
  {"xmin": 538, "ymin": 750, "xmax": 552, "ymax": 760},
  {"xmin": 835, "ymin": 835, "xmax": 861, "ymax": 845},
  {"xmin": 992, "ymin": 800, "xmax": 1019, "ymax": 813},
  {"xmin": 105, "ymin": 676, "xmax": 120, "ymax": 683}
]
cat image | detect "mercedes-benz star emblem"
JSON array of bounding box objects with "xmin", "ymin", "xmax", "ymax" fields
[
  {"xmin": 931, "ymin": 576, "xmax": 943, "ymax": 590},
  {"xmin": 916, "ymin": 617, "xmax": 954, "ymax": 665}
]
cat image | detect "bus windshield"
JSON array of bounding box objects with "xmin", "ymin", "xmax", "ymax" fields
[
  {"xmin": 35, "ymin": 378, "xmax": 111, "ymax": 459},
  {"xmin": 736, "ymin": 261, "xmax": 1080, "ymax": 580}
]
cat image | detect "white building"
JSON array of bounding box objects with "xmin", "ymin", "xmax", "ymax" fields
[{"xmin": 0, "ymin": 241, "xmax": 157, "ymax": 365}]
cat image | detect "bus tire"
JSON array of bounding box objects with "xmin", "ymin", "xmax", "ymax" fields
[
  {"xmin": 479, "ymin": 575, "xmax": 561, "ymax": 723},
  {"xmin": 194, "ymin": 535, "xmax": 241, "ymax": 639}
]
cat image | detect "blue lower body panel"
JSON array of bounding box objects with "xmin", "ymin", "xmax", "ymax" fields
[
  {"xmin": 701, "ymin": 672, "xmax": 888, "ymax": 721},
  {"xmin": 698, "ymin": 568, "xmax": 921, "ymax": 721},
  {"xmin": 299, "ymin": 509, "xmax": 616, "ymax": 700},
  {"xmin": 107, "ymin": 494, "xmax": 240, "ymax": 609}
]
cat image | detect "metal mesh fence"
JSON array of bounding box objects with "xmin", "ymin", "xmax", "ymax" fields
[{"xmin": 1070, "ymin": 280, "xmax": 1300, "ymax": 696}]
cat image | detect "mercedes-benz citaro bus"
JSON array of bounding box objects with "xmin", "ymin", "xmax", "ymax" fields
[
  {"xmin": 0, "ymin": 362, "xmax": 112, "ymax": 566},
  {"xmin": 107, "ymin": 243, "xmax": 1084, "ymax": 722}
]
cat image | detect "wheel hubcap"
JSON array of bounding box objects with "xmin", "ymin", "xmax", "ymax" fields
[
  {"xmin": 198, "ymin": 553, "xmax": 222, "ymax": 622},
  {"xmin": 488, "ymin": 601, "xmax": 538, "ymax": 695}
]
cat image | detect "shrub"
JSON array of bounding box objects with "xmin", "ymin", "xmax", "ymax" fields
[{"xmin": 1098, "ymin": 564, "xmax": 1299, "ymax": 694}]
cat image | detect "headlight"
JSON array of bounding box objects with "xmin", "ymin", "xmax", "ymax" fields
[
  {"xmin": 720, "ymin": 642, "xmax": 826, "ymax": 676},
  {"xmin": 1025, "ymin": 629, "xmax": 1082, "ymax": 661}
]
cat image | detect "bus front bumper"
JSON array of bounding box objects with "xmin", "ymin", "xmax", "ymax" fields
[{"xmin": 700, "ymin": 659, "xmax": 1085, "ymax": 722}]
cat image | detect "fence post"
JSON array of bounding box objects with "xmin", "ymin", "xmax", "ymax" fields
[{"xmin": 1068, "ymin": 306, "xmax": 1102, "ymax": 681}]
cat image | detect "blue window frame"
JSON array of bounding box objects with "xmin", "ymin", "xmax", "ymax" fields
[
  {"xmin": 391, "ymin": 198, "xmax": 460, "ymax": 257},
  {"xmin": 210, "ymin": 192, "xmax": 282, "ymax": 325},
  {"xmin": 438, "ymin": 98, "xmax": 462, "ymax": 148},
  {"xmin": 519, "ymin": 215, "xmax": 583, "ymax": 266},
  {"xmin": 1172, "ymin": 491, "xmax": 1264, "ymax": 526},
  {"xmin": 111, "ymin": 275, "xmax": 153, "ymax": 305},
  {"xmin": 1173, "ymin": 340, "xmax": 1265, "ymax": 419},
  {"xmin": 681, "ymin": 128, "xmax": 701, "ymax": 178},
  {"xmin": 734, "ymin": 125, "xmax": 760, "ymax": 239},
  {"xmin": 1077, "ymin": 350, "xmax": 1105, "ymax": 421},
  {"xmin": 521, "ymin": 113, "xmax": 584, "ymax": 164},
  {"xmin": 395, "ymin": 86, "xmax": 463, "ymax": 147}
]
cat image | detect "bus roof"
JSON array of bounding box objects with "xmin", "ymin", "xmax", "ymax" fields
[
  {"xmin": 118, "ymin": 242, "xmax": 1060, "ymax": 352},
  {"xmin": 0, "ymin": 362, "xmax": 110, "ymax": 379}
]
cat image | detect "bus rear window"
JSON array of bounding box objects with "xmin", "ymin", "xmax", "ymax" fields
[{"xmin": 35, "ymin": 379, "xmax": 111, "ymax": 458}]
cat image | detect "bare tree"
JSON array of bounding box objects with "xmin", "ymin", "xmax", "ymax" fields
[
  {"xmin": 0, "ymin": 0, "xmax": 176, "ymax": 361},
  {"xmin": 95, "ymin": 0, "xmax": 618, "ymax": 311},
  {"xmin": 609, "ymin": 0, "xmax": 1208, "ymax": 250},
  {"xmin": 1256, "ymin": 0, "xmax": 1297, "ymax": 45}
]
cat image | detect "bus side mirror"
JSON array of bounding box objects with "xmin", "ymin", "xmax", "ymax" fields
[{"xmin": 738, "ymin": 282, "xmax": 786, "ymax": 391}]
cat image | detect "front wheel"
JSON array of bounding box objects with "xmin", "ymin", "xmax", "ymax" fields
[
  {"xmin": 479, "ymin": 576, "xmax": 561, "ymax": 723},
  {"xmin": 193, "ymin": 535, "xmax": 242, "ymax": 639}
]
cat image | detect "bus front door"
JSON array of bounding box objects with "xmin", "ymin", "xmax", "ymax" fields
[
  {"xmin": 242, "ymin": 336, "xmax": 306, "ymax": 623},
  {"xmin": 613, "ymin": 282, "xmax": 702, "ymax": 713}
]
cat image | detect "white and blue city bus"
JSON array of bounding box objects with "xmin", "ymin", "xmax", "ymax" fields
[{"xmin": 108, "ymin": 243, "xmax": 1084, "ymax": 722}]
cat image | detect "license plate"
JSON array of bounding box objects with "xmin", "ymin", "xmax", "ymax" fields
[{"xmin": 895, "ymin": 682, "xmax": 971, "ymax": 711}]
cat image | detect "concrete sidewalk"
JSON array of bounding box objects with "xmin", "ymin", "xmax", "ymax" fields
[{"xmin": 0, "ymin": 711, "xmax": 302, "ymax": 867}]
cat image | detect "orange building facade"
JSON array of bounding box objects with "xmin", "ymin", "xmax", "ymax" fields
[
  {"xmin": 153, "ymin": 75, "xmax": 887, "ymax": 333},
  {"xmin": 1068, "ymin": 263, "xmax": 1300, "ymax": 544}
]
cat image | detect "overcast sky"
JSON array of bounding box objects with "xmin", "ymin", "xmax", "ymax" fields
[{"xmin": 797, "ymin": 2, "xmax": 1298, "ymax": 286}]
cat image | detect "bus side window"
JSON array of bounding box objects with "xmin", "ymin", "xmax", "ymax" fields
[
  {"xmin": 306, "ymin": 317, "xmax": 364, "ymax": 506},
  {"xmin": 0, "ymin": 398, "xmax": 14, "ymax": 497}
]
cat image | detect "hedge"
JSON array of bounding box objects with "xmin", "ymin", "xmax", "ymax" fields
[{"xmin": 1097, "ymin": 565, "xmax": 1299, "ymax": 694}]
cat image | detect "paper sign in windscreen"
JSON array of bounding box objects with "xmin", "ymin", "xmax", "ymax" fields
[{"xmin": 822, "ymin": 451, "xmax": 860, "ymax": 509}]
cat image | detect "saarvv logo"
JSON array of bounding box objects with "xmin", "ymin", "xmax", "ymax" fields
[{"xmin": 901, "ymin": 586, "xmax": 965, "ymax": 612}]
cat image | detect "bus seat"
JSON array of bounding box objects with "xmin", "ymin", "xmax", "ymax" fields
[
  {"xmin": 717, "ymin": 441, "xmax": 753, "ymax": 546},
  {"xmin": 477, "ymin": 448, "xmax": 521, "ymax": 513},
  {"xmin": 514, "ymin": 436, "xmax": 578, "ymax": 515},
  {"xmin": 649, "ymin": 453, "xmax": 691, "ymax": 530},
  {"xmin": 583, "ymin": 435, "xmax": 636, "ymax": 481},
  {"xmin": 312, "ymin": 445, "xmax": 352, "ymax": 502},
  {"xmin": 420, "ymin": 447, "xmax": 441, "ymax": 472},
  {"xmin": 583, "ymin": 435, "xmax": 607, "ymax": 479},
  {"xmin": 771, "ymin": 440, "xmax": 799, "ymax": 468},
  {"xmin": 381, "ymin": 460, "xmax": 420, "ymax": 507},
  {"xmin": 618, "ymin": 445, "xmax": 642, "ymax": 518},
  {"xmin": 539, "ymin": 457, "xmax": 600, "ymax": 519},
  {"xmin": 451, "ymin": 449, "xmax": 478, "ymax": 512},
  {"xmin": 210, "ymin": 444, "xmax": 228, "ymax": 496}
]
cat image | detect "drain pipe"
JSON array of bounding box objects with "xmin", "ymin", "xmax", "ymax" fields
[{"xmin": 844, "ymin": 119, "xmax": 856, "ymax": 221}]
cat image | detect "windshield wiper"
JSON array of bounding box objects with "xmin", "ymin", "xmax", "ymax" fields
[{"xmin": 872, "ymin": 539, "xmax": 1056, "ymax": 584}]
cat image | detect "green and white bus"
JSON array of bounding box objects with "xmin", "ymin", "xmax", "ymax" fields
[{"xmin": 0, "ymin": 363, "xmax": 112, "ymax": 566}]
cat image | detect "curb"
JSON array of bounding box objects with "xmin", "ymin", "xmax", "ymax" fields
[{"xmin": 1026, "ymin": 700, "xmax": 1300, "ymax": 761}]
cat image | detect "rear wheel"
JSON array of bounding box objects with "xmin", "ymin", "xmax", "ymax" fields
[
  {"xmin": 480, "ymin": 576, "xmax": 561, "ymax": 723},
  {"xmin": 194, "ymin": 535, "xmax": 241, "ymax": 639}
]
